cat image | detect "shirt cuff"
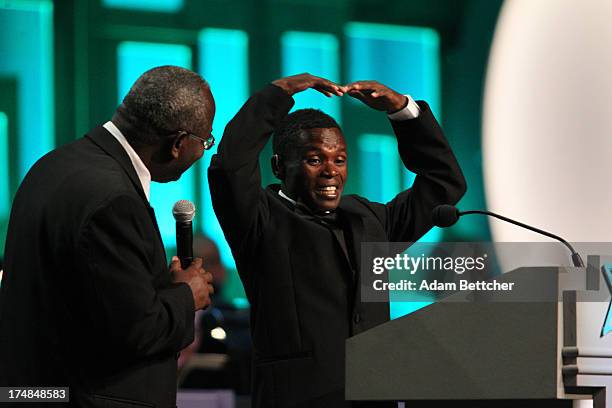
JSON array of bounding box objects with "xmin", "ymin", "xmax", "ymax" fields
[{"xmin": 387, "ymin": 95, "xmax": 420, "ymax": 121}]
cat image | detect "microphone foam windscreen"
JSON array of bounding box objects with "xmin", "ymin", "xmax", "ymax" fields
[
  {"xmin": 172, "ymin": 200, "xmax": 196, "ymax": 223},
  {"xmin": 432, "ymin": 204, "xmax": 459, "ymax": 228}
]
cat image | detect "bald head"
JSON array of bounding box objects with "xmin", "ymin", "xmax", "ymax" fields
[{"xmin": 115, "ymin": 65, "xmax": 214, "ymax": 146}]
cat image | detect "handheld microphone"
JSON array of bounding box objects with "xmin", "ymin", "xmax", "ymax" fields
[
  {"xmin": 432, "ymin": 204, "xmax": 585, "ymax": 267},
  {"xmin": 172, "ymin": 200, "xmax": 196, "ymax": 269}
]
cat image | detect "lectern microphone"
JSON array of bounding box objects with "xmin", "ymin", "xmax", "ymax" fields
[{"xmin": 432, "ymin": 204, "xmax": 584, "ymax": 267}]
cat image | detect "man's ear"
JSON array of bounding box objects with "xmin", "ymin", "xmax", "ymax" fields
[
  {"xmin": 271, "ymin": 154, "xmax": 284, "ymax": 179},
  {"xmin": 171, "ymin": 131, "xmax": 188, "ymax": 160}
]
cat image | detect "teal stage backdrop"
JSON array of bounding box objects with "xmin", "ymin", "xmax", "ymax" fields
[{"xmin": 0, "ymin": 0, "xmax": 502, "ymax": 317}]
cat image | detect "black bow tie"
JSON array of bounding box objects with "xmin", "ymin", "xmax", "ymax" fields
[
  {"xmin": 294, "ymin": 201, "xmax": 339, "ymax": 227},
  {"xmin": 316, "ymin": 210, "xmax": 339, "ymax": 225}
]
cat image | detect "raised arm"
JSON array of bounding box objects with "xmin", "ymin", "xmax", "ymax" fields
[
  {"xmin": 345, "ymin": 80, "xmax": 467, "ymax": 242},
  {"xmin": 208, "ymin": 74, "xmax": 343, "ymax": 252}
]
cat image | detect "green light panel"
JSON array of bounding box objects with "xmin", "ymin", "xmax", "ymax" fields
[
  {"xmin": 198, "ymin": 28, "xmax": 249, "ymax": 271},
  {"xmin": 0, "ymin": 0, "xmax": 54, "ymax": 180},
  {"xmin": 358, "ymin": 120, "xmax": 441, "ymax": 320},
  {"xmin": 281, "ymin": 31, "xmax": 341, "ymax": 123},
  {"xmin": 0, "ymin": 112, "xmax": 8, "ymax": 219},
  {"xmin": 357, "ymin": 133, "xmax": 441, "ymax": 244},
  {"xmin": 117, "ymin": 41, "xmax": 194, "ymax": 249},
  {"xmin": 346, "ymin": 22, "xmax": 440, "ymax": 194},
  {"xmin": 358, "ymin": 134, "xmax": 399, "ymax": 203},
  {"xmin": 103, "ymin": 0, "xmax": 183, "ymax": 12},
  {"xmin": 345, "ymin": 22, "xmax": 440, "ymax": 115}
]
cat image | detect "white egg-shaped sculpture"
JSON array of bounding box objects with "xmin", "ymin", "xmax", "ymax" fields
[
  {"xmin": 483, "ymin": 0, "xmax": 612, "ymax": 244},
  {"xmin": 484, "ymin": 4, "xmax": 612, "ymax": 405}
]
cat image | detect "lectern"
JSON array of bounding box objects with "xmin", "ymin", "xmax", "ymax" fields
[{"xmin": 346, "ymin": 258, "xmax": 612, "ymax": 407}]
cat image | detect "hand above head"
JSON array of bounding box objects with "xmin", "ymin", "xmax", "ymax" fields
[
  {"xmin": 344, "ymin": 80, "xmax": 408, "ymax": 113},
  {"xmin": 272, "ymin": 73, "xmax": 345, "ymax": 97},
  {"xmin": 170, "ymin": 256, "xmax": 214, "ymax": 310}
]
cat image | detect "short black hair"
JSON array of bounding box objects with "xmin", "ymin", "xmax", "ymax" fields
[
  {"xmin": 117, "ymin": 65, "xmax": 213, "ymax": 145},
  {"xmin": 273, "ymin": 109, "xmax": 340, "ymax": 158}
]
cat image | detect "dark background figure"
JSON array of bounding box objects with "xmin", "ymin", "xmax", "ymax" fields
[
  {"xmin": 209, "ymin": 73, "xmax": 466, "ymax": 407},
  {"xmin": 0, "ymin": 65, "xmax": 215, "ymax": 408},
  {"xmin": 179, "ymin": 234, "xmax": 229, "ymax": 369},
  {"xmin": 178, "ymin": 234, "xmax": 253, "ymax": 401}
]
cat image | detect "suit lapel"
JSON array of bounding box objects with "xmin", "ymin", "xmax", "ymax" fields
[
  {"xmin": 339, "ymin": 207, "xmax": 374, "ymax": 314},
  {"xmin": 86, "ymin": 126, "xmax": 166, "ymax": 250},
  {"xmin": 86, "ymin": 126, "xmax": 148, "ymax": 202},
  {"xmin": 146, "ymin": 204, "xmax": 167, "ymax": 262},
  {"xmin": 338, "ymin": 202, "xmax": 366, "ymax": 288}
]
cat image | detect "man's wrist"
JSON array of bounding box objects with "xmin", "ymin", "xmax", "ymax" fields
[
  {"xmin": 270, "ymin": 81, "xmax": 293, "ymax": 96},
  {"xmin": 387, "ymin": 95, "xmax": 409, "ymax": 114},
  {"xmin": 388, "ymin": 95, "xmax": 421, "ymax": 120}
]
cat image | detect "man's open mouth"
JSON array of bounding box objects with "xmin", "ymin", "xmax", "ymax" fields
[{"xmin": 315, "ymin": 185, "xmax": 340, "ymax": 198}]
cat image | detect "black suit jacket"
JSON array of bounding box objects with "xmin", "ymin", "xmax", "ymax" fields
[
  {"xmin": 0, "ymin": 127, "xmax": 195, "ymax": 407},
  {"xmin": 209, "ymin": 85, "xmax": 466, "ymax": 407}
]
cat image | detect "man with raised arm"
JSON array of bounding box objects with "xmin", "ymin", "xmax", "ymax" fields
[{"xmin": 209, "ymin": 73, "xmax": 466, "ymax": 407}]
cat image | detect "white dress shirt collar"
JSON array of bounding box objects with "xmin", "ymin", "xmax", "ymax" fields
[
  {"xmin": 103, "ymin": 121, "xmax": 151, "ymax": 202},
  {"xmin": 278, "ymin": 189, "xmax": 296, "ymax": 205},
  {"xmin": 278, "ymin": 190, "xmax": 334, "ymax": 215}
]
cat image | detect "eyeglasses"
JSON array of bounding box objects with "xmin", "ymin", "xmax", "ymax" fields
[{"xmin": 178, "ymin": 130, "xmax": 215, "ymax": 150}]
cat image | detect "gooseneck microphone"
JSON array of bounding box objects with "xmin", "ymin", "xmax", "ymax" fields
[
  {"xmin": 172, "ymin": 200, "xmax": 196, "ymax": 269},
  {"xmin": 432, "ymin": 204, "xmax": 585, "ymax": 267}
]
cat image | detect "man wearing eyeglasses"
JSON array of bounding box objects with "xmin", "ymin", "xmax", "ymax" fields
[{"xmin": 0, "ymin": 65, "xmax": 215, "ymax": 407}]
